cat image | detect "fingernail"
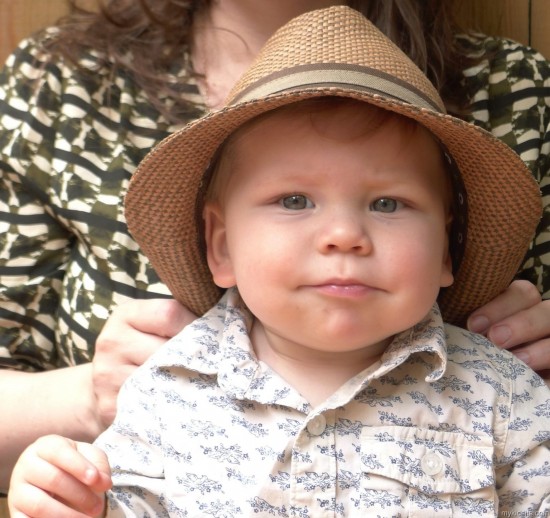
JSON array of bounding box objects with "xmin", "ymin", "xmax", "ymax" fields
[
  {"xmin": 468, "ymin": 315, "xmax": 490, "ymax": 334},
  {"xmin": 488, "ymin": 325, "xmax": 512, "ymax": 346},
  {"xmin": 514, "ymin": 350, "xmax": 531, "ymax": 365},
  {"xmin": 84, "ymin": 467, "xmax": 98, "ymax": 483}
]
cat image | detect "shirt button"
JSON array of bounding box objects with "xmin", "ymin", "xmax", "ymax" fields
[
  {"xmin": 306, "ymin": 414, "xmax": 327, "ymax": 436},
  {"xmin": 421, "ymin": 452, "xmax": 443, "ymax": 476}
]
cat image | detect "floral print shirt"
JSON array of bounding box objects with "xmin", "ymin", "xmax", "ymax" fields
[{"xmin": 96, "ymin": 288, "xmax": 550, "ymax": 517}]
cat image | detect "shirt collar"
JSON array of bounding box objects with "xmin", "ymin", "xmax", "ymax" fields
[
  {"xmin": 378, "ymin": 306, "xmax": 447, "ymax": 382},
  {"xmin": 152, "ymin": 288, "xmax": 447, "ymax": 407}
]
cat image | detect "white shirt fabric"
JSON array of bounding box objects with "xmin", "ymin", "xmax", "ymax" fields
[{"xmin": 96, "ymin": 288, "xmax": 550, "ymax": 517}]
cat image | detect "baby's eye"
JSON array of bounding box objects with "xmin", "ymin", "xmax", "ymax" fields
[
  {"xmin": 280, "ymin": 194, "xmax": 314, "ymax": 210},
  {"xmin": 370, "ymin": 198, "xmax": 403, "ymax": 213}
]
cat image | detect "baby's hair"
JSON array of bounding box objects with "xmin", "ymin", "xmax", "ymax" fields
[{"xmin": 204, "ymin": 97, "xmax": 422, "ymax": 204}]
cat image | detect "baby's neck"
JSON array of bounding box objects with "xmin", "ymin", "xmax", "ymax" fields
[{"xmin": 251, "ymin": 320, "xmax": 388, "ymax": 408}]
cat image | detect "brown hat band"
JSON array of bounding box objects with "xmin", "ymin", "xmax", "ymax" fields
[{"xmin": 232, "ymin": 64, "xmax": 444, "ymax": 112}]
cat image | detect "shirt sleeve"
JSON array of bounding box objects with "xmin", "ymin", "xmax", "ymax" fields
[
  {"xmin": 0, "ymin": 33, "xmax": 72, "ymax": 371},
  {"xmin": 95, "ymin": 365, "xmax": 169, "ymax": 516},
  {"xmin": 495, "ymin": 355, "xmax": 550, "ymax": 511}
]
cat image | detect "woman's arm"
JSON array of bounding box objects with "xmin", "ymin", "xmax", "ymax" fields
[
  {"xmin": 0, "ymin": 365, "xmax": 101, "ymax": 493},
  {"xmin": 0, "ymin": 297, "xmax": 193, "ymax": 491}
]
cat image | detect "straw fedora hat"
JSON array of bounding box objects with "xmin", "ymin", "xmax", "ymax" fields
[{"xmin": 125, "ymin": 6, "xmax": 541, "ymax": 326}]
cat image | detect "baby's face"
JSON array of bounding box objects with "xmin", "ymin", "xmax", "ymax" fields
[{"xmin": 203, "ymin": 100, "xmax": 454, "ymax": 363}]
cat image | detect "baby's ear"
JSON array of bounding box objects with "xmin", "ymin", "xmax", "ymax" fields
[
  {"xmin": 440, "ymin": 249, "xmax": 454, "ymax": 288},
  {"xmin": 441, "ymin": 214, "xmax": 454, "ymax": 288},
  {"xmin": 203, "ymin": 201, "xmax": 236, "ymax": 288}
]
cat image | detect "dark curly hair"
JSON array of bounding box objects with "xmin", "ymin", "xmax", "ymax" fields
[{"xmin": 44, "ymin": 0, "xmax": 481, "ymax": 122}]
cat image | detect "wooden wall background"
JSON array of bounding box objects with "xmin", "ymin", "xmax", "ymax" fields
[
  {"xmin": 455, "ymin": 0, "xmax": 550, "ymax": 58},
  {"xmin": 0, "ymin": 0, "xmax": 549, "ymax": 517},
  {"xmin": 0, "ymin": 0, "xmax": 549, "ymax": 64},
  {"xmin": 0, "ymin": 0, "xmax": 68, "ymax": 64}
]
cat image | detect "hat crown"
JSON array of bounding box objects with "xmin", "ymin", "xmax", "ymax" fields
[{"xmin": 227, "ymin": 6, "xmax": 445, "ymax": 113}]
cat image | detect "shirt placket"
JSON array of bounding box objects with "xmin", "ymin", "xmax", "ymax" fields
[{"xmin": 290, "ymin": 409, "xmax": 338, "ymax": 516}]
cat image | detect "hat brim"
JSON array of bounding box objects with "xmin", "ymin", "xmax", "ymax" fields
[{"xmin": 125, "ymin": 86, "xmax": 541, "ymax": 325}]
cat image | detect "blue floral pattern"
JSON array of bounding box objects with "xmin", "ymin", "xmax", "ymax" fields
[{"xmin": 96, "ymin": 288, "xmax": 550, "ymax": 517}]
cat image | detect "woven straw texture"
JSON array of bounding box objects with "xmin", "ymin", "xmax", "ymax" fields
[
  {"xmin": 227, "ymin": 5, "xmax": 442, "ymax": 110},
  {"xmin": 125, "ymin": 6, "xmax": 541, "ymax": 326}
]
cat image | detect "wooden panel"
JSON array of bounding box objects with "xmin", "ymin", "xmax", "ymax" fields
[
  {"xmin": 456, "ymin": 0, "xmax": 550, "ymax": 59},
  {"xmin": 0, "ymin": 0, "xmax": 546, "ymax": 65},
  {"xmin": 454, "ymin": 0, "xmax": 530, "ymax": 46},
  {"xmin": 0, "ymin": 0, "xmax": 70, "ymax": 65},
  {"xmin": 531, "ymin": 0, "xmax": 550, "ymax": 58},
  {"xmin": 0, "ymin": 497, "xmax": 9, "ymax": 518}
]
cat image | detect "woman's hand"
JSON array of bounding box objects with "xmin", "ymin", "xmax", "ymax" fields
[
  {"xmin": 8, "ymin": 435, "xmax": 111, "ymax": 518},
  {"xmin": 467, "ymin": 280, "xmax": 550, "ymax": 376},
  {"xmin": 92, "ymin": 298, "xmax": 197, "ymax": 428}
]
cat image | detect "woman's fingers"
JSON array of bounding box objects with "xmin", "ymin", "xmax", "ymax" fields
[{"xmin": 467, "ymin": 280, "xmax": 550, "ymax": 373}]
